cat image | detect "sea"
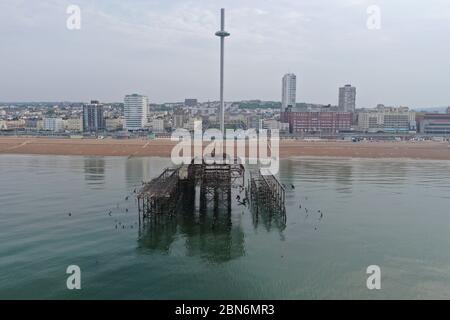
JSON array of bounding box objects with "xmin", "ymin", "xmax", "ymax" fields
[{"xmin": 1, "ymin": 154, "xmax": 450, "ymax": 299}]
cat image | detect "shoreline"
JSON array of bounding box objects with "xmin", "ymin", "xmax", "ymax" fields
[{"xmin": 1, "ymin": 137, "xmax": 450, "ymax": 160}]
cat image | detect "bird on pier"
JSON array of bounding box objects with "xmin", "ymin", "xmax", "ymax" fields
[
  {"xmin": 291, "ymin": 184, "xmax": 295, "ymax": 189},
  {"xmin": 68, "ymin": 212, "xmax": 72, "ymax": 217},
  {"xmin": 108, "ymin": 211, "xmax": 112, "ymax": 216},
  {"xmin": 236, "ymin": 195, "xmax": 241, "ymax": 201},
  {"xmin": 125, "ymin": 208, "xmax": 129, "ymax": 213},
  {"xmin": 125, "ymin": 196, "xmax": 129, "ymax": 201}
]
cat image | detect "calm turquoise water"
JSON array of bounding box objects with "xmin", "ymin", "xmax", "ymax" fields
[{"xmin": 1, "ymin": 154, "xmax": 450, "ymax": 299}]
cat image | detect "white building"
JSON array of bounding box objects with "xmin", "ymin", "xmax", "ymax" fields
[
  {"xmin": 281, "ymin": 73, "xmax": 296, "ymax": 112},
  {"xmin": 64, "ymin": 117, "xmax": 82, "ymax": 132},
  {"xmin": 339, "ymin": 84, "xmax": 356, "ymax": 113},
  {"xmin": 124, "ymin": 94, "xmax": 148, "ymax": 131},
  {"xmin": 357, "ymin": 105, "xmax": 415, "ymax": 133},
  {"xmin": 43, "ymin": 118, "xmax": 64, "ymax": 132}
]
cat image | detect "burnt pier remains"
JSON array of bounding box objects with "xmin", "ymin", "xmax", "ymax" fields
[{"xmin": 137, "ymin": 158, "xmax": 286, "ymax": 223}]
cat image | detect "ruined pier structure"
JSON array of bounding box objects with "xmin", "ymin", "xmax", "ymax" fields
[
  {"xmin": 249, "ymin": 170, "xmax": 286, "ymax": 216},
  {"xmin": 137, "ymin": 157, "xmax": 244, "ymax": 222},
  {"xmin": 137, "ymin": 157, "xmax": 286, "ymax": 222}
]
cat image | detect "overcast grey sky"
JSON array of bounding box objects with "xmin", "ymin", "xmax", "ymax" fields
[{"xmin": 1, "ymin": 0, "xmax": 449, "ymax": 107}]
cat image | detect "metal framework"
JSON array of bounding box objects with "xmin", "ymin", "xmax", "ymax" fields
[
  {"xmin": 249, "ymin": 169, "xmax": 286, "ymax": 218},
  {"xmin": 138, "ymin": 158, "xmax": 245, "ymax": 222},
  {"xmin": 137, "ymin": 167, "xmax": 180, "ymax": 223}
]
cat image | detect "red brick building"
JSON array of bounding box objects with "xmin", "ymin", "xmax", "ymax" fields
[{"xmin": 283, "ymin": 111, "xmax": 352, "ymax": 134}]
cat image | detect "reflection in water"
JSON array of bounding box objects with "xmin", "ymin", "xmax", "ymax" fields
[
  {"xmin": 138, "ymin": 213, "xmax": 246, "ymax": 263},
  {"xmin": 125, "ymin": 157, "xmax": 170, "ymax": 187},
  {"xmin": 282, "ymin": 159, "xmax": 354, "ymax": 194},
  {"xmin": 355, "ymin": 160, "xmax": 409, "ymax": 185},
  {"xmin": 125, "ymin": 157, "xmax": 150, "ymax": 185},
  {"xmin": 137, "ymin": 185, "xmax": 246, "ymax": 263},
  {"xmin": 84, "ymin": 157, "xmax": 105, "ymax": 187},
  {"xmin": 252, "ymin": 209, "xmax": 286, "ymax": 234},
  {"xmin": 136, "ymin": 166, "xmax": 289, "ymax": 263},
  {"xmin": 281, "ymin": 158, "xmax": 411, "ymax": 194}
]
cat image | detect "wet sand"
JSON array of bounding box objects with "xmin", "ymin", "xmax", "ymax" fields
[{"xmin": 0, "ymin": 137, "xmax": 450, "ymax": 160}]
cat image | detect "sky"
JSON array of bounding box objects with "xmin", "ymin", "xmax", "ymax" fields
[{"xmin": 1, "ymin": 0, "xmax": 450, "ymax": 108}]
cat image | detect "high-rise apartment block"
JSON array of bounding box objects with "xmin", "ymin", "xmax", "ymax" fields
[
  {"xmin": 124, "ymin": 94, "xmax": 148, "ymax": 131},
  {"xmin": 339, "ymin": 84, "xmax": 356, "ymax": 113},
  {"xmin": 83, "ymin": 100, "xmax": 104, "ymax": 133},
  {"xmin": 281, "ymin": 73, "xmax": 296, "ymax": 112}
]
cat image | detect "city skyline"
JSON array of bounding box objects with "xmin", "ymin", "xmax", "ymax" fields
[{"xmin": 1, "ymin": 0, "xmax": 450, "ymax": 107}]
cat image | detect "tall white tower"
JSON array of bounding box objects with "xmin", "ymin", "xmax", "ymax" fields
[
  {"xmin": 124, "ymin": 94, "xmax": 148, "ymax": 131},
  {"xmin": 215, "ymin": 8, "xmax": 230, "ymax": 134},
  {"xmin": 281, "ymin": 73, "xmax": 296, "ymax": 112}
]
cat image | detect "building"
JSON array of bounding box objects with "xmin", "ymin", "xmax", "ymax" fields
[
  {"xmin": 0, "ymin": 120, "xmax": 26, "ymax": 130},
  {"xmin": 247, "ymin": 115, "xmax": 262, "ymax": 130},
  {"xmin": 124, "ymin": 94, "xmax": 148, "ymax": 131},
  {"xmin": 339, "ymin": 84, "xmax": 356, "ymax": 113},
  {"xmin": 357, "ymin": 106, "xmax": 415, "ymax": 133},
  {"xmin": 65, "ymin": 117, "xmax": 82, "ymax": 132},
  {"xmin": 173, "ymin": 108, "xmax": 187, "ymax": 129},
  {"xmin": 447, "ymin": 107, "xmax": 450, "ymax": 114},
  {"xmin": 263, "ymin": 119, "xmax": 281, "ymax": 130},
  {"xmin": 418, "ymin": 113, "xmax": 450, "ymax": 135},
  {"xmin": 24, "ymin": 119, "xmax": 39, "ymax": 130},
  {"xmin": 83, "ymin": 101, "xmax": 104, "ymax": 133},
  {"xmin": 281, "ymin": 73, "xmax": 296, "ymax": 112},
  {"xmin": 184, "ymin": 117, "xmax": 202, "ymax": 131},
  {"xmin": 184, "ymin": 99, "xmax": 198, "ymax": 107},
  {"xmin": 285, "ymin": 111, "xmax": 352, "ymax": 134},
  {"xmin": 105, "ymin": 118, "xmax": 123, "ymax": 132},
  {"xmin": 43, "ymin": 118, "xmax": 64, "ymax": 132},
  {"xmin": 148, "ymin": 119, "xmax": 165, "ymax": 133},
  {"xmin": 262, "ymin": 119, "xmax": 289, "ymax": 133}
]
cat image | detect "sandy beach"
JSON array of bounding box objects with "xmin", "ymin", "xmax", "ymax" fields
[{"xmin": 1, "ymin": 137, "xmax": 450, "ymax": 160}]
